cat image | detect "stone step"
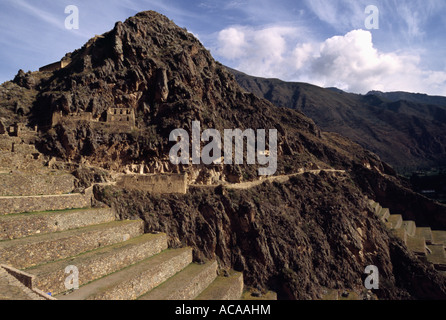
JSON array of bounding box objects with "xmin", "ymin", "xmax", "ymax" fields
[
  {"xmin": 0, "ymin": 220, "xmax": 144, "ymax": 269},
  {"xmin": 0, "ymin": 172, "xmax": 75, "ymax": 197},
  {"xmin": 58, "ymin": 247, "xmax": 193, "ymax": 300},
  {"xmin": 0, "ymin": 207, "xmax": 116, "ymax": 241},
  {"xmin": 0, "ymin": 151, "xmax": 44, "ymax": 172},
  {"xmin": 138, "ymin": 261, "xmax": 218, "ymax": 300},
  {"xmin": 415, "ymin": 227, "xmax": 433, "ymax": 245},
  {"xmin": 386, "ymin": 214, "xmax": 403, "ymax": 230},
  {"xmin": 392, "ymin": 228, "xmax": 407, "ymax": 245},
  {"xmin": 402, "ymin": 221, "xmax": 417, "ymax": 237},
  {"xmin": 196, "ymin": 272, "xmax": 244, "ymax": 300},
  {"xmin": 377, "ymin": 207, "xmax": 390, "ymax": 222},
  {"xmin": 368, "ymin": 201, "xmax": 381, "ymax": 215},
  {"xmin": 0, "ymin": 266, "xmax": 45, "ymax": 300},
  {"xmin": 427, "ymin": 245, "xmax": 446, "ymax": 271},
  {"xmin": 406, "ymin": 235, "xmax": 427, "ymax": 257},
  {"xmin": 27, "ymin": 233, "xmax": 168, "ymax": 296},
  {"xmin": 0, "ymin": 189, "xmax": 92, "ymax": 216},
  {"xmin": 432, "ymin": 231, "xmax": 446, "ymax": 245}
]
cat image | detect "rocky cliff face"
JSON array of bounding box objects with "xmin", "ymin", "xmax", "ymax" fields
[
  {"xmin": 95, "ymin": 172, "xmax": 446, "ymax": 300},
  {"xmin": 1, "ymin": 10, "xmax": 446, "ymax": 299}
]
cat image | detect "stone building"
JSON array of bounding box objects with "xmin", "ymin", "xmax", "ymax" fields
[
  {"xmin": 51, "ymin": 111, "xmax": 93, "ymax": 127},
  {"xmin": 50, "ymin": 108, "xmax": 135, "ymax": 129},
  {"xmin": 0, "ymin": 119, "xmax": 5, "ymax": 135},
  {"xmin": 39, "ymin": 59, "xmax": 71, "ymax": 73},
  {"xmin": 106, "ymin": 108, "xmax": 136, "ymax": 128},
  {"xmin": 8, "ymin": 123, "xmax": 24, "ymax": 137}
]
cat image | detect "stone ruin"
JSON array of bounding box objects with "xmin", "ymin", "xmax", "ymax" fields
[
  {"xmin": 51, "ymin": 111, "xmax": 94, "ymax": 127},
  {"xmin": 116, "ymin": 173, "xmax": 187, "ymax": 194},
  {"xmin": 0, "ymin": 122, "xmax": 38, "ymax": 143},
  {"xmin": 9, "ymin": 123, "xmax": 21, "ymax": 137},
  {"xmin": 51, "ymin": 108, "xmax": 135, "ymax": 128},
  {"xmin": 5, "ymin": 123, "xmax": 25, "ymax": 137},
  {"xmin": 106, "ymin": 108, "xmax": 136, "ymax": 127},
  {"xmin": 39, "ymin": 59, "xmax": 71, "ymax": 73},
  {"xmin": 0, "ymin": 119, "xmax": 6, "ymax": 135}
]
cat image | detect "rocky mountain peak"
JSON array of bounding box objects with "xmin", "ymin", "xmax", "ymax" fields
[
  {"xmin": 33, "ymin": 9, "xmax": 239, "ymax": 130},
  {"xmin": 29, "ymin": 10, "xmax": 325, "ymax": 176},
  {"xmin": 1, "ymin": 10, "xmax": 446, "ymax": 300}
]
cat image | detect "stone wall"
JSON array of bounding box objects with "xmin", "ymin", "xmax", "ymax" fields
[
  {"xmin": 0, "ymin": 220, "xmax": 144, "ymax": 270},
  {"xmin": 51, "ymin": 108, "xmax": 135, "ymax": 128},
  {"xmin": 39, "ymin": 61, "xmax": 62, "ymax": 73},
  {"xmin": 1, "ymin": 265, "xmax": 34, "ymax": 288},
  {"xmin": 31, "ymin": 233, "xmax": 168, "ymax": 296},
  {"xmin": 0, "ymin": 187, "xmax": 93, "ymax": 215},
  {"xmin": 39, "ymin": 59, "xmax": 70, "ymax": 73},
  {"xmin": 11, "ymin": 143, "xmax": 38, "ymax": 155},
  {"xmin": 0, "ymin": 207, "xmax": 116, "ymax": 241},
  {"xmin": 52, "ymin": 111, "xmax": 94, "ymax": 127},
  {"xmin": 0, "ymin": 172, "xmax": 75, "ymax": 196},
  {"xmin": 0, "ymin": 136, "xmax": 21, "ymax": 151},
  {"xmin": 0, "ymin": 265, "xmax": 55, "ymax": 300},
  {"xmin": 0, "ymin": 151, "xmax": 44, "ymax": 172},
  {"xmin": 117, "ymin": 174, "xmax": 187, "ymax": 194}
]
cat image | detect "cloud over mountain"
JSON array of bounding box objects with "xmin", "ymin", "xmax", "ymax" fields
[{"xmin": 216, "ymin": 27, "xmax": 446, "ymax": 95}]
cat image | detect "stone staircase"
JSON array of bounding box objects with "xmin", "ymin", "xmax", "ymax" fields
[
  {"xmin": 0, "ymin": 171, "xmax": 277, "ymax": 300},
  {"xmin": 0, "ymin": 134, "xmax": 277, "ymax": 300},
  {"xmin": 368, "ymin": 199, "xmax": 446, "ymax": 274}
]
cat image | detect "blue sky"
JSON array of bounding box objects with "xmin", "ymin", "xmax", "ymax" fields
[{"xmin": 1, "ymin": 0, "xmax": 445, "ymax": 95}]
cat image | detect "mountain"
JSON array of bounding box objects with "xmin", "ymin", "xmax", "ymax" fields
[
  {"xmin": 1, "ymin": 11, "xmax": 446, "ymax": 300},
  {"xmin": 367, "ymin": 90, "xmax": 446, "ymax": 106},
  {"xmin": 230, "ymin": 68, "xmax": 446, "ymax": 173}
]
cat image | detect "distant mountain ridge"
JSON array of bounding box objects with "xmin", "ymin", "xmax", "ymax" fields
[
  {"xmin": 367, "ymin": 90, "xmax": 446, "ymax": 107},
  {"xmin": 229, "ymin": 68, "xmax": 446, "ymax": 173}
]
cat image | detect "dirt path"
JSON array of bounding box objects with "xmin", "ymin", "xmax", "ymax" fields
[{"xmin": 191, "ymin": 169, "xmax": 346, "ymax": 190}]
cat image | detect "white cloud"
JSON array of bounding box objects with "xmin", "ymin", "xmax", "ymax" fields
[
  {"xmin": 399, "ymin": 5, "xmax": 424, "ymax": 38},
  {"xmin": 308, "ymin": 29, "xmax": 446, "ymax": 94},
  {"xmin": 216, "ymin": 25, "xmax": 308, "ymax": 79},
  {"xmin": 293, "ymin": 43, "xmax": 314, "ymax": 70},
  {"xmin": 216, "ymin": 27, "xmax": 446, "ymax": 95},
  {"xmin": 310, "ymin": 30, "xmax": 405, "ymax": 92},
  {"xmin": 217, "ymin": 27, "xmax": 247, "ymax": 60}
]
